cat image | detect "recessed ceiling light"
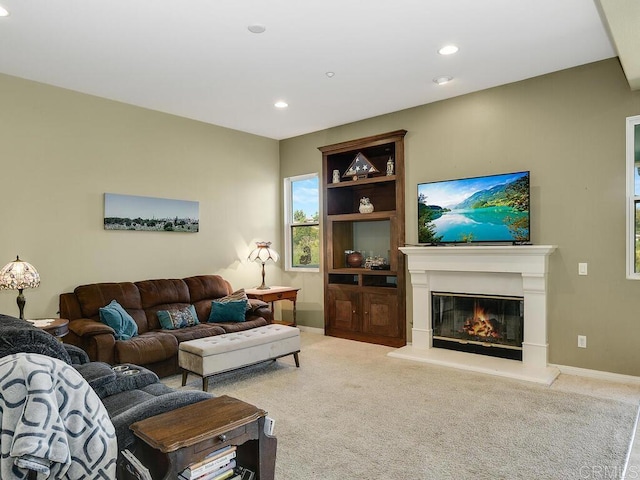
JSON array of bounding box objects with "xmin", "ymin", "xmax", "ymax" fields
[
  {"xmin": 433, "ymin": 76, "xmax": 453, "ymax": 85},
  {"xmin": 274, "ymin": 101, "xmax": 288, "ymax": 109},
  {"xmin": 438, "ymin": 45, "xmax": 459, "ymax": 55},
  {"xmin": 248, "ymin": 24, "xmax": 266, "ymax": 34},
  {"xmin": 0, "ymin": 6, "xmax": 9, "ymax": 17},
  {"xmin": 326, "ymin": 72, "xmax": 335, "ymax": 78}
]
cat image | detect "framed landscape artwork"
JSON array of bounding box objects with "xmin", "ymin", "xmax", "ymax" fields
[{"xmin": 104, "ymin": 193, "xmax": 199, "ymax": 233}]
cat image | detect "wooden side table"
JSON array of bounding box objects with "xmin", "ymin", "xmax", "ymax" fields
[
  {"xmin": 28, "ymin": 318, "xmax": 69, "ymax": 341},
  {"xmin": 129, "ymin": 395, "xmax": 276, "ymax": 480},
  {"xmin": 245, "ymin": 286, "xmax": 300, "ymax": 327}
]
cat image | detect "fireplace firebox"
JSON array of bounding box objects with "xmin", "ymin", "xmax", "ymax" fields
[{"xmin": 431, "ymin": 292, "xmax": 524, "ymax": 361}]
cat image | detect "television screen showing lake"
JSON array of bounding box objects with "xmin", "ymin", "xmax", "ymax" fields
[{"xmin": 418, "ymin": 171, "xmax": 530, "ymax": 243}]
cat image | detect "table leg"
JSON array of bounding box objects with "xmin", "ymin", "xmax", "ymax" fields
[{"xmin": 292, "ymin": 298, "xmax": 297, "ymax": 327}]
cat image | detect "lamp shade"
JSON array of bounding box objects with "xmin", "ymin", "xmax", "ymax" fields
[
  {"xmin": 0, "ymin": 256, "xmax": 40, "ymax": 291},
  {"xmin": 248, "ymin": 241, "xmax": 280, "ymax": 264},
  {"xmin": 0, "ymin": 256, "xmax": 40, "ymax": 320},
  {"xmin": 248, "ymin": 242, "xmax": 279, "ymax": 289}
]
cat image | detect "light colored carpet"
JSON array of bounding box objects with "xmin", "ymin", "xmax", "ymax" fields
[{"xmin": 165, "ymin": 332, "xmax": 640, "ymax": 480}]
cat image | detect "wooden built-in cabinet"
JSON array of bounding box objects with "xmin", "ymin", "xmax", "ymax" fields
[{"xmin": 319, "ymin": 130, "xmax": 407, "ymax": 347}]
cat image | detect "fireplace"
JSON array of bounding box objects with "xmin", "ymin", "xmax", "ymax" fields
[
  {"xmin": 431, "ymin": 292, "xmax": 524, "ymax": 361},
  {"xmin": 391, "ymin": 245, "xmax": 558, "ymax": 384}
]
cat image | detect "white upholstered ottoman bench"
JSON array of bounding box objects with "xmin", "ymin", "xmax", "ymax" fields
[{"xmin": 179, "ymin": 324, "xmax": 301, "ymax": 391}]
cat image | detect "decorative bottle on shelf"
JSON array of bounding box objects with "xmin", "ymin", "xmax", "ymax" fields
[{"xmin": 386, "ymin": 157, "xmax": 394, "ymax": 176}]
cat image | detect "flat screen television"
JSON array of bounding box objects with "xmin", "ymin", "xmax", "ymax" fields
[{"xmin": 417, "ymin": 171, "xmax": 530, "ymax": 244}]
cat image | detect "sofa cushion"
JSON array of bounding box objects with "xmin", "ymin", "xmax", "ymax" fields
[
  {"xmin": 114, "ymin": 332, "xmax": 178, "ymax": 365},
  {"xmin": 74, "ymin": 282, "xmax": 148, "ymax": 333},
  {"xmin": 74, "ymin": 362, "xmax": 117, "ymax": 391},
  {"xmin": 184, "ymin": 275, "xmax": 232, "ymax": 321},
  {"xmin": 161, "ymin": 323, "xmax": 226, "ymax": 343},
  {"xmin": 74, "ymin": 361, "xmax": 160, "ymax": 399},
  {"xmin": 157, "ymin": 305, "xmax": 199, "ymax": 330},
  {"xmin": 136, "ymin": 279, "xmax": 190, "ymax": 307},
  {"xmin": 99, "ymin": 300, "xmax": 139, "ymax": 340},
  {"xmin": 136, "ymin": 279, "xmax": 192, "ymax": 330},
  {"xmin": 215, "ymin": 288, "xmax": 251, "ymax": 311},
  {"xmin": 215, "ymin": 316, "xmax": 268, "ymax": 333},
  {"xmin": 208, "ymin": 300, "xmax": 247, "ymax": 323}
]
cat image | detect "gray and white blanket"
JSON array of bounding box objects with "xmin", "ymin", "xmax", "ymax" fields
[{"xmin": 0, "ymin": 353, "xmax": 117, "ymax": 479}]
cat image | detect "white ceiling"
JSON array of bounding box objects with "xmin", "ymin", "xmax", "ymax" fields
[{"xmin": 0, "ymin": 1, "xmax": 625, "ymax": 140}]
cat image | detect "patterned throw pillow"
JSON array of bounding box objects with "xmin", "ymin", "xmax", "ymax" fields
[
  {"xmin": 208, "ymin": 300, "xmax": 247, "ymax": 323},
  {"xmin": 217, "ymin": 288, "xmax": 252, "ymax": 312},
  {"xmin": 157, "ymin": 305, "xmax": 200, "ymax": 330},
  {"xmin": 99, "ymin": 300, "xmax": 138, "ymax": 340}
]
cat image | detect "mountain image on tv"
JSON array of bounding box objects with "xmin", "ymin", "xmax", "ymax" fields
[{"xmin": 418, "ymin": 171, "xmax": 530, "ymax": 243}]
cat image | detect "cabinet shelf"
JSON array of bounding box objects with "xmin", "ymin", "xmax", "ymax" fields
[
  {"xmin": 327, "ymin": 211, "xmax": 395, "ymax": 222},
  {"xmin": 327, "ymin": 175, "xmax": 396, "ymax": 188},
  {"xmin": 329, "ymin": 268, "xmax": 397, "ymax": 275}
]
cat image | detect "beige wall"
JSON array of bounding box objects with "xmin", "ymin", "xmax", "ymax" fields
[
  {"xmin": 280, "ymin": 59, "xmax": 640, "ymax": 375},
  {"xmin": 3, "ymin": 58, "xmax": 640, "ymax": 375},
  {"xmin": 0, "ymin": 73, "xmax": 281, "ymax": 318}
]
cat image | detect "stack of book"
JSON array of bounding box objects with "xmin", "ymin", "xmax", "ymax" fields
[{"xmin": 178, "ymin": 446, "xmax": 239, "ymax": 480}]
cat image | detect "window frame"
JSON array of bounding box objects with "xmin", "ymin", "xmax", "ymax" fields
[
  {"xmin": 626, "ymin": 115, "xmax": 640, "ymax": 279},
  {"xmin": 284, "ymin": 172, "xmax": 320, "ymax": 273}
]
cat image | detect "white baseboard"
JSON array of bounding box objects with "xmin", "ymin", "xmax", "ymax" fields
[{"xmin": 552, "ymin": 363, "xmax": 640, "ymax": 384}]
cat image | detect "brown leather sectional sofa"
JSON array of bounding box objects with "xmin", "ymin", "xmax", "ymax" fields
[{"xmin": 59, "ymin": 275, "xmax": 273, "ymax": 377}]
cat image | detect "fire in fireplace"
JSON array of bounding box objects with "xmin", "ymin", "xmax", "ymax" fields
[{"xmin": 431, "ymin": 292, "xmax": 524, "ymax": 360}]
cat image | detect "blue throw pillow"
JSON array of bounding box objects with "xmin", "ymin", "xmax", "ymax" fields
[
  {"xmin": 208, "ymin": 300, "xmax": 247, "ymax": 323},
  {"xmin": 157, "ymin": 305, "xmax": 199, "ymax": 330},
  {"xmin": 99, "ymin": 300, "xmax": 138, "ymax": 340}
]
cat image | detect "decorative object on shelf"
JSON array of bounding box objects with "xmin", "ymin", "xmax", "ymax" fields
[
  {"xmin": 386, "ymin": 157, "xmax": 394, "ymax": 176},
  {"xmin": 359, "ymin": 197, "xmax": 374, "ymax": 214},
  {"xmin": 365, "ymin": 255, "xmax": 388, "ymax": 269},
  {"xmin": 346, "ymin": 251, "xmax": 364, "ymax": 268},
  {"xmin": 344, "ymin": 250, "xmax": 353, "ymax": 265},
  {"xmin": 248, "ymin": 241, "xmax": 279, "ymax": 290},
  {"xmin": 0, "ymin": 255, "xmax": 41, "ymax": 320},
  {"xmin": 332, "ymin": 169, "xmax": 341, "ymax": 184},
  {"xmin": 343, "ymin": 152, "xmax": 379, "ymax": 180}
]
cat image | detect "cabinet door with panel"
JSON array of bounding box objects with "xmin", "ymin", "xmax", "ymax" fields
[
  {"xmin": 362, "ymin": 291, "xmax": 399, "ymax": 338},
  {"xmin": 326, "ymin": 285, "xmax": 360, "ymax": 333}
]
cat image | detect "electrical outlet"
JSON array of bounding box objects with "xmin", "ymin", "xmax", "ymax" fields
[{"xmin": 578, "ymin": 335, "xmax": 587, "ymax": 348}]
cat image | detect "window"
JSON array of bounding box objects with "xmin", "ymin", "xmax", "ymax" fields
[
  {"xmin": 626, "ymin": 115, "xmax": 640, "ymax": 279},
  {"xmin": 284, "ymin": 173, "xmax": 320, "ymax": 272}
]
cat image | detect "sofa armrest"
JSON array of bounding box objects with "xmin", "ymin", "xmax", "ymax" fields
[
  {"xmin": 251, "ymin": 303, "xmax": 273, "ymax": 323},
  {"xmin": 69, "ymin": 318, "xmax": 114, "ymax": 337},
  {"xmin": 248, "ymin": 298, "xmax": 268, "ymax": 310},
  {"xmin": 66, "ymin": 318, "xmax": 116, "ymax": 364},
  {"xmin": 64, "ymin": 344, "xmax": 91, "ymax": 364}
]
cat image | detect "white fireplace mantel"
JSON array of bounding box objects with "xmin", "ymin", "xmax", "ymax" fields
[{"xmin": 389, "ymin": 245, "xmax": 559, "ymax": 384}]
